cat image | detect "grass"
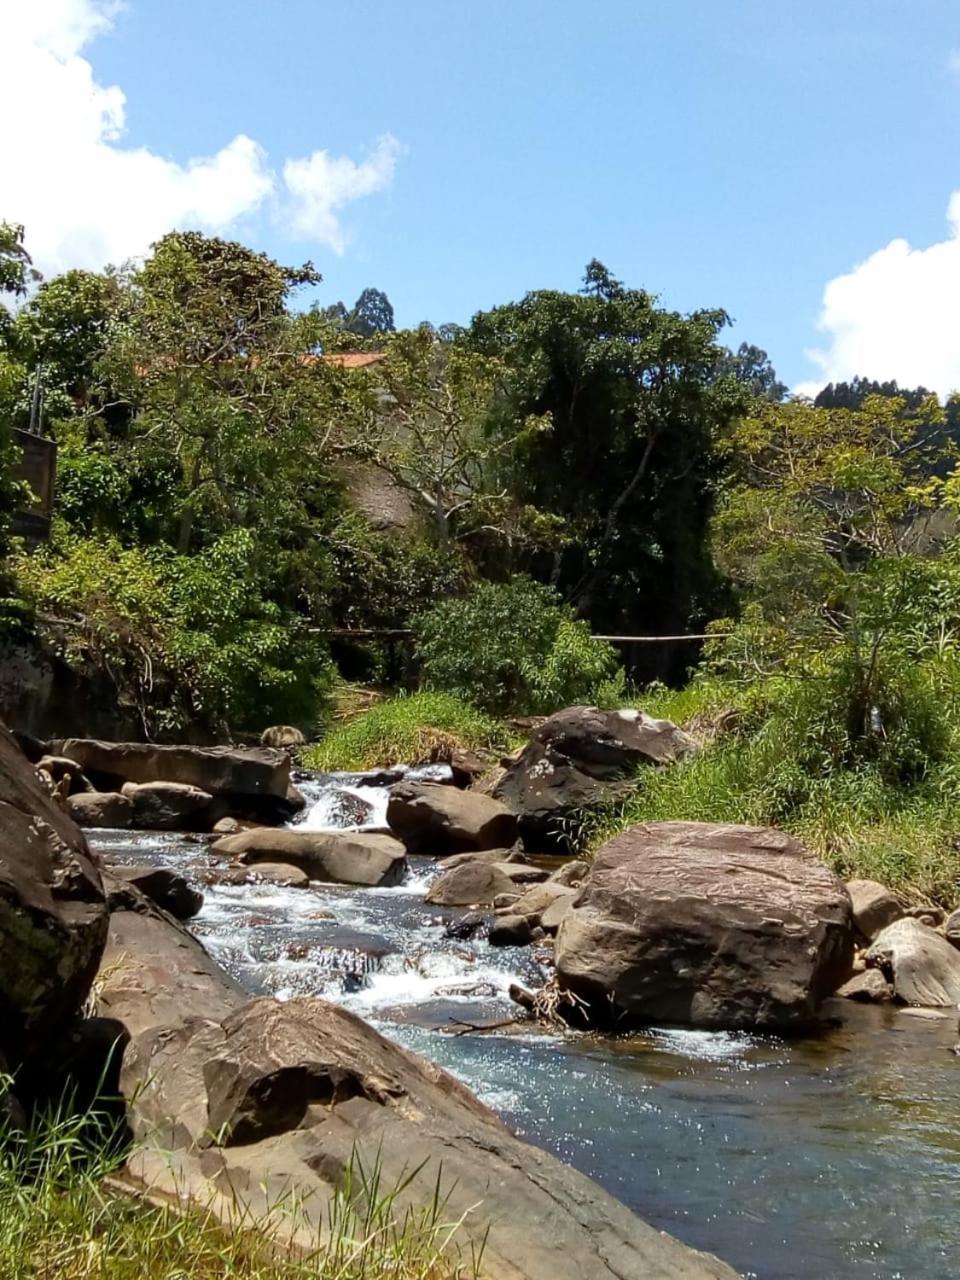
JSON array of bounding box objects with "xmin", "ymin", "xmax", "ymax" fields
[
  {"xmin": 304, "ymin": 692, "xmax": 512, "ymax": 773},
  {"xmin": 586, "ymin": 722, "xmax": 960, "ymax": 907},
  {"xmin": 0, "ymin": 1084, "xmax": 482, "ymax": 1280}
]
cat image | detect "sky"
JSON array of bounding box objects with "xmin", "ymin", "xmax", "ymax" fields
[{"xmin": 3, "ymin": 0, "xmax": 960, "ymax": 395}]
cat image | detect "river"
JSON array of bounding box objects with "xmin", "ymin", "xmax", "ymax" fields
[{"xmin": 88, "ymin": 769, "xmax": 960, "ymax": 1280}]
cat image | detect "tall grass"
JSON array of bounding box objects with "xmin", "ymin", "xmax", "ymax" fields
[
  {"xmin": 0, "ymin": 1081, "xmax": 482, "ymax": 1280},
  {"xmin": 588, "ymin": 722, "xmax": 960, "ymax": 906},
  {"xmin": 304, "ymin": 692, "xmax": 511, "ymax": 772}
]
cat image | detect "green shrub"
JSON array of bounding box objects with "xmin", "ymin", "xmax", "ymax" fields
[
  {"xmin": 15, "ymin": 528, "xmax": 334, "ymax": 737},
  {"xmin": 413, "ymin": 579, "xmax": 622, "ymax": 715},
  {"xmin": 305, "ymin": 692, "xmax": 509, "ymax": 771}
]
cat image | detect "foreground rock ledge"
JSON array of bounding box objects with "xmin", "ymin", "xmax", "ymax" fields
[
  {"xmin": 93, "ymin": 896, "xmax": 738, "ymax": 1278},
  {"xmin": 556, "ymin": 820, "xmax": 854, "ymax": 1031},
  {"xmin": 0, "ymin": 723, "xmax": 108, "ymax": 1067}
]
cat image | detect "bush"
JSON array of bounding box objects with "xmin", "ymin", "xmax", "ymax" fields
[
  {"xmin": 413, "ymin": 579, "xmax": 622, "ymax": 715},
  {"xmin": 15, "ymin": 528, "xmax": 334, "ymax": 737},
  {"xmin": 305, "ymin": 692, "xmax": 509, "ymax": 772}
]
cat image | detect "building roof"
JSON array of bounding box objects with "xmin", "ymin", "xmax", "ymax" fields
[{"xmin": 322, "ymin": 352, "xmax": 388, "ymax": 369}]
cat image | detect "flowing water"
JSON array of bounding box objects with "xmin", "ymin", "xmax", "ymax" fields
[{"xmin": 89, "ymin": 770, "xmax": 960, "ymax": 1280}]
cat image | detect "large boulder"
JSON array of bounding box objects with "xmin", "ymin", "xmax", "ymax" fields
[
  {"xmin": 555, "ymin": 821, "xmax": 854, "ymax": 1031},
  {"xmin": 494, "ymin": 705, "xmax": 696, "ymax": 851},
  {"xmin": 865, "ymin": 917, "xmax": 960, "ymax": 1006},
  {"xmin": 387, "ymin": 781, "xmax": 517, "ymax": 854},
  {"xmin": 210, "ymin": 828, "xmax": 407, "ymax": 888},
  {"xmin": 0, "ymin": 724, "xmax": 109, "ymax": 1066},
  {"xmin": 96, "ymin": 908, "xmax": 245, "ymax": 1037},
  {"xmin": 53, "ymin": 739, "xmax": 290, "ymax": 800},
  {"xmin": 118, "ymin": 993, "xmax": 737, "ymax": 1280}
]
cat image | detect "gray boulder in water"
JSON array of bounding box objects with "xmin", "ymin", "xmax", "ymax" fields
[
  {"xmin": 555, "ymin": 820, "xmax": 854, "ymax": 1031},
  {"xmin": 387, "ymin": 781, "xmax": 517, "ymax": 854},
  {"xmin": 210, "ymin": 828, "xmax": 407, "ymax": 887},
  {"xmin": 866, "ymin": 917, "xmax": 960, "ymax": 1006}
]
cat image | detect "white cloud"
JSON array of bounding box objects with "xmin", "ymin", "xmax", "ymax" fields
[
  {"xmin": 0, "ymin": 0, "xmax": 399, "ymax": 276},
  {"xmin": 284, "ymin": 136, "xmax": 402, "ymax": 254},
  {"xmin": 801, "ymin": 192, "xmax": 960, "ymax": 399}
]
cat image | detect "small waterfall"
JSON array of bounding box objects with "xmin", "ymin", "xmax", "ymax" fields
[{"xmin": 292, "ymin": 762, "xmax": 454, "ymax": 833}]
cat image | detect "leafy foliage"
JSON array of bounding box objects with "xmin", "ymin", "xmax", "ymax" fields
[
  {"xmin": 414, "ymin": 579, "xmax": 622, "ymax": 715},
  {"xmin": 16, "ymin": 529, "xmax": 333, "ymax": 736}
]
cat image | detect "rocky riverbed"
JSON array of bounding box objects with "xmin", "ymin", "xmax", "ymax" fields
[{"xmin": 88, "ymin": 767, "xmax": 960, "ymax": 1280}]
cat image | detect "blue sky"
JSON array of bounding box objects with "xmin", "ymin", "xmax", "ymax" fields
[{"xmin": 5, "ymin": 1, "xmax": 960, "ymax": 392}]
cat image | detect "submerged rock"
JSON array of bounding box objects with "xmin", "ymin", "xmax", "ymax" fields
[
  {"xmin": 555, "ymin": 821, "xmax": 854, "ymax": 1031},
  {"xmin": 386, "ymin": 781, "xmax": 517, "ymax": 854},
  {"xmin": 210, "ymin": 828, "xmax": 407, "ymax": 887},
  {"xmin": 866, "ymin": 918, "xmax": 960, "ymax": 1006},
  {"xmin": 0, "ymin": 723, "xmax": 109, "ymax": 1067},
  {"xmin": 494, "ymin": 705, "xmax": 696, "ymax": 852}
]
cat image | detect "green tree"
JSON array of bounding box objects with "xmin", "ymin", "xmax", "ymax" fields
[
  {"xmin": 341, "ymin": 325, "xmax": 552, "ymax": 554},
  {"xmin": 470, "ymin": 261, "xmax": 747, "ymax": 663}
]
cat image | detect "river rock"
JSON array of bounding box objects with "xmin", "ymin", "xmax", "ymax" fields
[
  {"xmin": 489, "ymin": 914, "xmax": 534, "ymax": 947},
  {"xmin": 494, "ymin": 705, "xmax": 696, "ymax": 852},
  {"xmin": 846, "ymin": 879, "xmax": 904, "ymax": 939},
  {"xmin": 121, "ymin": 780, "xmax": 224, "ymax": 831},
  {"xmin": 835, "ymin": 968, "xmax": 894, "ymax": 1002},
  {"xmin": 245, "ymin": 862, "xmax": 311, "ymax": 888},
  {"xmin": 425, "ymin": 860, "xmax": 516, "ymax": 906},
  {"xmin": 386, "ymin": 781, "xmax": 517, "ymax": 854},
  {"xmin": 68, "ymin": 790, "xmax": 134, "ymax": 828},
  {"xmin": 0, "ymin": 723, "xmax": 109, "ymax": 1067},
  {"xmin": 865, "ymin": 918, "xmax": 960, "ymax": 1006},
  {"xmin": 118, "ymin": 993, "xmax": 737, "ymax": 1280},
  {"xmin": 210, "ymin": 829, "xmax": 407, "ymax": 888},
  {"xmin": 550, "ymin": 859, "xmax": 589, "ymax": 887},
  {"xmin": 508, "ymin": 880, "xmax": 578, "ymax": 930},
  {"xmin": 441, "ymin": 845, "xmax": 528, "ymax": 869},
  {"xmin": 555, "ymin": 821, "xmax": 854, "ymax": 1031},
  {"xmin": 53, "ymin": 739, "xmax": 290, "ymax": 800},
  {"xmin": 104, "ymin": 865, "xmax": 203, "ymax": 920},
  {"xmin": 444, "ymin": 911, "xmax": 488, "ymax": 940},
  {"xmin": 96, "ymin": 908, "xmax": 245, "ymax": 1036},
  {"xmin": 260, "ymin": 725, "xmax": 306, "ymax": 750},
  {"xmin": 945, "ymin": 909, "xmax": 960, "ymax": 949}
]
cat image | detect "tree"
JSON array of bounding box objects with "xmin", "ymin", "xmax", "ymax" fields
[
  {"xmin": 95, "ymin": 231, "xmax": 351, "ymax": 631},
  {"xmin": 340, "ymin": 326, "xmax": 550, "ymax": 554},
  {"xmin": 0, "ymin": 222, "xmax": 39, "ymax": 315},
  {"xmin": 710, "ymin": 393, "xmax": 960, "ymax": 754},
  {"xmin": 318, "ymin": 287, "xmax": 395, "ymax": 344},
  {"xmin": 469, "ymin": 261, "xmax": 747, "ymax": 664},
  {"xmin": 716, "ymin": 342, "xmax": 786, "ymax": 402}
]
